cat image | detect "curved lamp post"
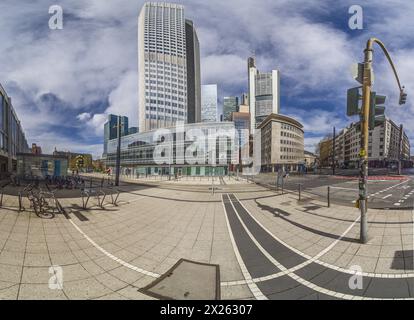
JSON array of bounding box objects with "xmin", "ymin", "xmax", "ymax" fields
[{"xmin": 359, "ymin": 38, "xmax": 407, "ymax": 243}]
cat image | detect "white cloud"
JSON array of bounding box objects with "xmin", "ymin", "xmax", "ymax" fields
[
  {"xmin": 1, "ymin": 0, "xmax": 414, "ymax": 155},
  {"xmin": 77, "ymin": 112, "xmax": 92, "ymax": 121}
]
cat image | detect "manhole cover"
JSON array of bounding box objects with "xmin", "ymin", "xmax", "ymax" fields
[{"xmin": 139, "ymin": 259, "xmax": 220, "ymax": 300}]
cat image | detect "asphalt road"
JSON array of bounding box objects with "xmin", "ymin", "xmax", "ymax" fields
[{"xmin": 249, "ymin": 171, "xmax": 414, "ymax": 210}]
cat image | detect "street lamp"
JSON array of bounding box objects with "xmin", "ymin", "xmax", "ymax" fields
[{"xmin": 358, "ymin": 38, "xmax": 407, "ymax": 243}]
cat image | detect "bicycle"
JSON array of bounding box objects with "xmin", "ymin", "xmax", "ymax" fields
[{"xmin": 27, "ymin": 187, "xmax": 56, "ymax": 219}]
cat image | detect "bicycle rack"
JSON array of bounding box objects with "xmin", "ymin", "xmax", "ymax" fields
[
  {"xmin": 110, "ymin": 188, "xmax": 120, "ymax": 205},
  {"xmin": 81, "ymin": 190, "xmax": 90, "ymax": 209},
  {"xmin": 81, "ymin": 188, "xmax": 107, "ymax": 209}
]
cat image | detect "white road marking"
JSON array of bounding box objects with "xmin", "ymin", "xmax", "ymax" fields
[
  {"xmin": 69, "ymin": 219, "xmax": 161, "ymax": 278},
  {"xmin": 229, "ymin": 195, "xmax": 414, "ymax": 300},
  {"xmin": 221, "ymin": 195, "xmax": 267, "ymax": 300},
  {"xmin": 230, "ymin": 194, "xmax": 414, "ymax": 280},
  {"xmin": 382, "ymin": 194, "xmax": 392, "ymax": 200}
]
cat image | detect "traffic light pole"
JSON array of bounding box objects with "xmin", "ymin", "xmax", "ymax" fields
[
  {"xmin": 358, "ymin": 38, "xmax": 406, "ymax": 244},
  {"xmin": 359, "ymin": 44, "xmax": 372, "ymax": 244}
]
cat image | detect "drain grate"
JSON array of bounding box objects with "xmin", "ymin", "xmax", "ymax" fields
[{"xmin": 139, "ymin": 259, "xmax": 220, "ymax": 300}]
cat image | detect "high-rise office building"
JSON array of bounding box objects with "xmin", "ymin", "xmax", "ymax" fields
[
  {"xmin": 103, "ymin": 115, "xmax": 129, "ymax": 155},
  {"xmin": 185, "ymin": 19, "xmax": 201, "ymax": 124},
  {"xmin": 138, "ymin": 2, "xmax": 201, "ymax": 132},
  {"xmin": 247, "ymin": 56, "xmax": 280, "ymax": 132},
  {"xmin": 201, "ymin": 84, "xmax": 218, "ymax": 123},
  {"xmin": 223, "ymin": 96, "xmax": 239, "ymax": 121}
]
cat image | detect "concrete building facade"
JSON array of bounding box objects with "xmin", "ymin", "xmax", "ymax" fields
[
  {"xmin": 321, "ymin": 118, "xmax": 411, "ymax": 168},
  {"xmin": 258, "ymin": 113, "xmax": 304, "ymax": 172}
]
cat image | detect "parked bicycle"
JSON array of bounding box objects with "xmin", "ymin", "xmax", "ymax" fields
[{"xmin": 25, "ymin": 185, "xmax": 58, "ymax": 219}]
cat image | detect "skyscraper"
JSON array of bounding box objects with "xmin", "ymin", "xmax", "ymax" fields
[
  {"xmin": 247, "ymin": 56, "xmax": 280, "ymax": 132},
  {"xmin": 239, "ymin": 93, "xmax": 249, "ymax": 113},
  {"xmin": 201, "ymin": 84, "xmax": 218, "ymax": 123},
  {"xmin": 185, "ymin": 19, "xmax": 201, "ymax": 124},
  {"xmin": 223, "ymin": 96, "xmax": 239, "ymax": 121},
  {"xmin": 103, "ymin": 115, "xmax": 128, "ymax": 155},
  {"xmin": 138, "ymin": 2, "xmax": 201, "ymax": 132}
]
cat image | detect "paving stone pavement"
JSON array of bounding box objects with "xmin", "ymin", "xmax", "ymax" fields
[{"xmin": 0, "ymin": 176, "xmax": 412, "ymax": 300}]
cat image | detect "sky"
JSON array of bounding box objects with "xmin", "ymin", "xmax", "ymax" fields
[{"xmin": 0, "ymin": 0, "xmax": 414, "ymax": 159}]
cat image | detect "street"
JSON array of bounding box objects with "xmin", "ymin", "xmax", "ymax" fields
[{"xmin": 249, "ymin": 170, "xmax": 414, "ymax": 210}]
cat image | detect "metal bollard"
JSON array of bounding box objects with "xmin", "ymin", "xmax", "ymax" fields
[
  {"xmin": 18, "ymin": 192, "xmax": 22, "ymax": 211},
  {"xmin": 298, "ymin": 184, "xmax": 302, "ymax": 201},
  {"xmin": 327, "ymin": 186, "xmax": 331, "ymax": 208}
]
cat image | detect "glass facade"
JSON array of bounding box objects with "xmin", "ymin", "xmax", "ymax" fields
[
  {"xmin": 223, "ymin": 96, "xmax": 239, "ymax": 121},
  {"xmin": 255, "ymin": 73, "xmax": 274, "ymax": 128},
  {"xmin": 201, "ymin": 85, "xmax": 218, "ymax": 123},
  {"xmin": 0, "ymin": 83, "xmax": 29, "ymax": 174},
  {"xmin": 103, "ymin": 122, "xmax": 237, "ymax": 176},
  {"xmin": 103, "ymin": 115, "xmax": 129, "ymax": 155},
  {"xmin": 17, "ymin": 154, "xmax": 68, "ymax": 178}
]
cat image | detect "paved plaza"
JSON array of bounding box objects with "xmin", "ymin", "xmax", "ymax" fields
[{"xmin": 0, "ymin": 175, "xmax": 412, "ymax": 300}]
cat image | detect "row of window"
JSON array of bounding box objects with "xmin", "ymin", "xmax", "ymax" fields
[
  {"xmin": 280, "ymin": 155, "xmax": 301, "ymax": 160},
  {"xmin": 280, "ymin": 147, "xmax": 302, "ymax": 153},
  {"xmin": 145, "ymin": 74, "xmax": 186, "ymax": 84},
  {"xmin": 146, "ymin": 100, "xmax": 185, "ymax": 108},
  {"xmin": 281, "ymin": 131, "xmax": 300, "ymax": 139},
  {"xmin": 280, "ymin": 139, "xmax": 301, "ymax": 146},
  {"xmin": 145, "ymin": 86, "xmax": 185, "ymax": 95},
  {"xmin": 145, "ymin": 92, "xmax": 185, "ymax": 102},
  {"xmin": 145, "ymin": 114, "xmax": 185, "ymax": 121},
  {"xmin": 145, "ymin": 106, "xmax": 185, "ymax": 115},
  {"xmin": 281, "ymin": 123, "xmax": 301, "ymax": 134}
]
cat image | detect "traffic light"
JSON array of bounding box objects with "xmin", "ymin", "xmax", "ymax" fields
[
  {"xmin": 347, "ymin": 87, "xmax": 362, "ymax": 116},
  {"xmin": 369, "ymin": 92, "xmax": 386, "ymax": 130},
  {"xmin": 351, "ymin": 63, "xmax": 364, "ymax": 84},
  {"xmin": 399, "ymin": 90, "xmax": 407, "ymax": 105}
]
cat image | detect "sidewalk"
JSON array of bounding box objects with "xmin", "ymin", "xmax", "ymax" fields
[{"xmin": 0, "ymin": 179, "xmax": 412, "ymax": 299}]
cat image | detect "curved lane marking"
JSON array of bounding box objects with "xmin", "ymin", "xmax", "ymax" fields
[
  {"xmin": 221, "ymin": 195, "xmax": 267, "ymax": 300},
  {"xmin": 228, "ymin": 194, "xmax": 413, "ymax": 300},
  {"xmin": 233, "ymin": 194, "xmax": 414, "ymax": 279}
]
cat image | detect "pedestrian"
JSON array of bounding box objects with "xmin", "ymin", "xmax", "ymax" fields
[
  {"xmin": 276, "ymin": 167, "xmax": 284, "ymax": 188},
  {"xmin": 284, "ymin": 167, "xmax": 289, "ymax": 179}
]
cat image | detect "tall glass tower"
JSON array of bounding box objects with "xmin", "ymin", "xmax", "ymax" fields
[
  {"xmin": 247, "ymin": 56, "xmax": 280, "ymax": 132},
  {"xmin": 138, "ymin": 2, "xmax": 201, "ymax": 132},
  {"xmin": 201, "ymin": 84, "xmax": 218, "ymax": 123},
  {"xmin": 223, "ymin": 96, "xmax": 239, "ymax": 121}
]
